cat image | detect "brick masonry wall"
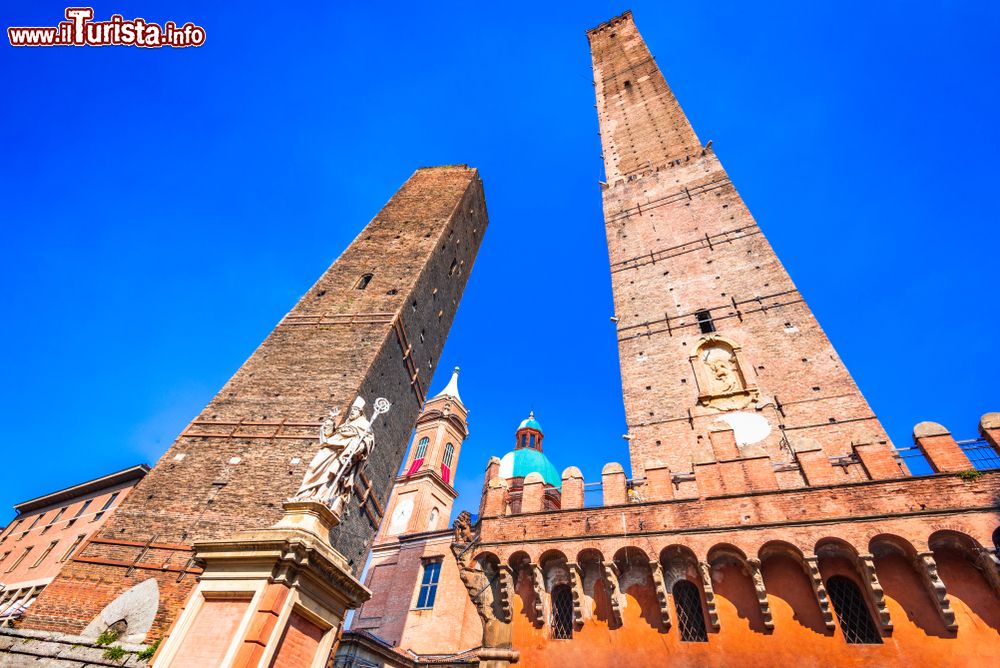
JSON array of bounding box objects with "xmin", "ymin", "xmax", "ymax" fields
[
  {"xmin": 0, "ymin": 478, "xmax": 140, "ymax": 592},
  {"xmin": 589, "ymin": 13, "xmax": 893, "ymax": 480},
  {"xmin": 352, "ymin": 533, "xmax": 480, "ymax": 657},
  {"xmin": 20, "ymin": 166, "xmax": 489, "ymax": 640}
]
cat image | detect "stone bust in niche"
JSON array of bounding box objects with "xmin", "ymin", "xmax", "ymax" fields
[{"xmin": 691, "ymin": 337, "xmax": 759, "ymax": 410}]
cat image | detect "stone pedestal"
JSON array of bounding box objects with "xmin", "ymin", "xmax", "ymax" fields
[{"xmin": 152, "ymin": 501, "xmax": 369, "ymax": 668}]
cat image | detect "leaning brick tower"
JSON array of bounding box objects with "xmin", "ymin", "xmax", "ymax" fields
[
  {"xmin": 589, "ymin": 11, "xmax": 895, "ymax": 486},
  {"xmin": 20, "ymin": 166, "xmax": 488, "ymax": 640}
]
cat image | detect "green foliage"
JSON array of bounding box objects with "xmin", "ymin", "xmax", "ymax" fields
[
  {"xmin": 102, "ymin": 645, "xmax": 127, "ymax": 661},
  {"xmin": 95, "ymin": 628, "xmax": 119, "ymax": 646},
  {"xmin": 958, "ymin": 469, "xmax": 984, "ymax": 482},
  {"xmin": 137, "ymin": 639, "xmax": 161, "ymax": 662}
]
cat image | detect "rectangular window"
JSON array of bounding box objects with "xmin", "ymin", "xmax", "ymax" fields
[
  {"xmin": 0, "ymin": 551, "xmax": 10, "ymax": 566},
  {"xmin": 0, "ymin": 519, "xmax": 23, "ymax": 543},
  {"xmin": 27, "ymin": 513, "xmax": 45, "ymax": 531},
  {"xmin": 6, "ymin": 547, "xmax": 32, "ymax": 572},
  {"xmin": 42, "ymin": 507, "xmax": 68, "ymax": 534},
  {"xmin": 93, "ymin": 492, "xmax": 119, "ymax": 521},
  {"xmin": 68, "ymin": 499, "xmax": 92, "ymax": 526},
  {"xmin": 31, "ymin": 541, "xmax": 58, "ymax": 568},
  {"xmin": 60, "ymin": 535, "xmax": 86, "ymax": 562},
  {"xmin": 696, "ymin": 309, "xmax": 715, "ymax": 334},
  {"xmin": 415, "ymin": 560, "xmax": 442, "ymax": 609}
]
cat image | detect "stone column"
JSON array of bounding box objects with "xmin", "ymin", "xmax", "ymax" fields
[
  {"xmin": 567, "ymin": 563, "xmax": 586, "ymax": 627},
  {"xmin": 697, "ymin": 561, "xmax": 721, "ymax": 630},
  {"xmin": 601, "ymin": 562, "xmax": 623, "ymax": 627},
  {"xmin": 972, "ymin": 548, "xmax": 1000, "ymax": 598},
  {"xmin": 913, "ymin": 552, "xmax": 957, "ymax": 631},
  {"xmin": 802, "ymin": 556, "xmax": 835, "ymax": 631},
  {"xmin": 649, "ymin": 561, "xmax": 672, "ymax": 629},
  {"xmin": 856, "ymin": 554, "xmax": 892, "ymax": 632},
  {"xmin": 745, "ymin": 558, "xmax": 774, "ymax": 630}
]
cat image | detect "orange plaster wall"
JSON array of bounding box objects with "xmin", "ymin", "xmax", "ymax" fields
[
  {"xmin": 270, "ymin": 611, "xmax": 324, "ymax": 668},
  {"xmin": 167, "ymin": 596, "xmax": 250, "ymax": 668},
  {"xmin": 510, "ymin": 556, "xmax": 1000, "ymax": 667}
]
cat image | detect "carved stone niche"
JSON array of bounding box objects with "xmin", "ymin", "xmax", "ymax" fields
[{"xmin": 690, "ymin": 337, "xmax": 759, "ymax": 411}]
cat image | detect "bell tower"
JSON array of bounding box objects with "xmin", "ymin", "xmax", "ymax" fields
[{"xmin": 378, "ymin": 367, "xmax": 468, "ymax": 543}]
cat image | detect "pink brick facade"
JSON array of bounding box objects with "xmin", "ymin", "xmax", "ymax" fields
[{"xmin": 0, "ymin": 465, "xmax": 147, "ymax": 626}]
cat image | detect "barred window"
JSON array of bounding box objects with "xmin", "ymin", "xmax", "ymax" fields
[
  {"xmin": 443, "ymin": 443, "xmax": 455, "ymax": 467},
  {"xmin": 415, "ymin": 437, "xmax": 429, "ymax": 459},
  {"xmin": 673, "ymin": 580, "xmax": 708, "ymax": 642},
  {"xmin": 415, "ymin": 560, "xmax": 442, "ymax": 609},
  {"xmin": 827, "ymin": 576, "xmax": 882, "ymax": 644},
  {"xmin": 696, "ymin": 309, "xmax": 715, "ymax": 334},
  {"xmin": 551, "ymin": 584, "xmax": 574, "ymax": 639}
]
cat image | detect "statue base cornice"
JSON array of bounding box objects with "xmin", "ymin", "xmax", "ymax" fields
[{"xmin": 153, "ymin": 501, "xmax": 369, "ymax": 667}]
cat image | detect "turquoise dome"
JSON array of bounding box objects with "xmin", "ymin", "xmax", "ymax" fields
[
  {"xmin": 518, "ymin": 414, "xmax": 543, "ymax": 433},
  {"xmin": 498, "ymin": 448, "xmax": 561, "ymax": 490}
]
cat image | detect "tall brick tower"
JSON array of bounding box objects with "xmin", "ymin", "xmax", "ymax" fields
[
  {"xmin": 20, "ymin": 166, "xmax": 488, "ymax": 642},
  {"xmin": 590, "ymin": 11, "xmax": 894, "ymax": 484},
  {"xmin": 457, "ymin": 15, "xmax": 999, "ymax": 668}
]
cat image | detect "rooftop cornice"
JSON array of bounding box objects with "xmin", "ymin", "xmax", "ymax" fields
[
  {"xmin": 14, "ymin": 464, "xmax": 150, "ymax": 515},
  {"xmin": 586, "ymin": 10, "xmax": 633, "ymax": 36}
]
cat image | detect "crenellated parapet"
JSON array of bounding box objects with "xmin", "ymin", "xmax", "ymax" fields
[{"xmin": 481, "ymin": 416, "xmax": 999, "ymax": 515}]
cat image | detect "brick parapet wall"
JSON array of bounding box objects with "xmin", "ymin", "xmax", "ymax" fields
[{"xmin": 475, "ymin": 471, "xmax": 1000, "ymax": 563}]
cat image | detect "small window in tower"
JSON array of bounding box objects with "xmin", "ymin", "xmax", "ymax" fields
[
  {"xmin": 415, "ymin": 560, "xmax": 442, "ymax": 609},
  {"xmin": 356, "ymin": 273, "xmax": 373, "ymax": 290},
  {"xmin": 443, "ymin": 443, "xmax": 455, "ymax": 468},
  {"xmin": 521, "ymin": 434, "xmax": 527, "ymax": 448},
  {"xmin": 448, "ymin": 259, "xmax": 458, "ymax": 277},
  {"xmin": 624, "ymin": 80, "xmax": 632, "ymax": 90},
  {"xmin": 415, "ymin": 437, "xmax": 429, "ymax": 459},
  {"xmin": 696, "ymin": 309, "xmax": 715, "ymax": 334},
  {"xmin": 428, "ymin": 507, "xmax": 439, "ymax": 527},
  {"xmin": 826, "ymin": 576, "xmax": 882, "ymax": 644},
  {"xmin": 551, "ymin": 584, "xmax": 574, "ymax": 639},
  {"xmin": 529, "ymin": 434, "xmax": 536, "ymax": 448}
]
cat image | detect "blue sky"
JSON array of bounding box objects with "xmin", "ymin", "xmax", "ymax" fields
[{"xmin": 2, "ymin": 1, "xmax": 998, "ymax": 521}]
